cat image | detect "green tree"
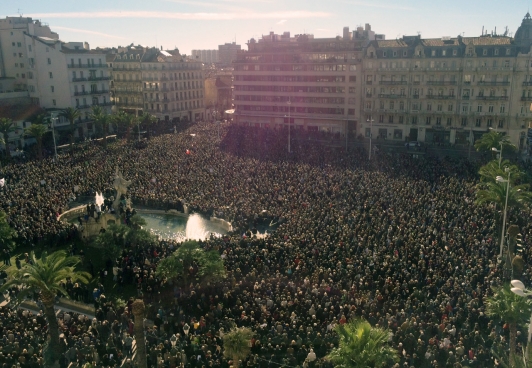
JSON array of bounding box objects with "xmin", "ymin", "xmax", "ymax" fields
[
  {"xmin": 326, "ymin": 319, "xmax": 399, "ymax": 368},
  {"xmin": 222, "ymin": 327, "xmax": 253, "ymax": 368},
  {"xmin": 140, "ymin": 112, "xmax": 158, "ymax": 139},
  {"xmin": 475, "ymin": 180, "xmax": 532, "ymax": 212},
  {"xmin": 0, "ymin": 251, "xmax": 91, "ymax": 365},
  {"xmin": 155, "ymin": 240, "xmax": 226, "ymax": 289},
  {"xmin": 25, "ymin": 122, "xmax": 48, "ymax": 161},
  {"xmin": 0, "ymin": 211, "xmax": 16, "ymax": 251},
  {"xmin": 129, "ymin": 214, "xmax": 147, "ymax": 231},
  {"xmin": 475, "ymin": 130, "xmax": 517, "ymax": 153},
  {"xmin": 59, "ymin": 107, "xmax": 80, "ymax": 156},
  {"xmin": 479, "ymin": 160, "xmax": 523, "ymax": 185},
  {"xmin": 485, "ymin": 284, "xmax": 532, "ymax": 367},
  {"xmin": 90, "ymin": 105, "xmax": 111, "ymax": 148},
  {"xmin": 0, "ymin": 117, "xmax": 16, "ymax": 160},
  {"xmin": 113, "ymin": 111, "xmax": 137, "ymax": 140}
]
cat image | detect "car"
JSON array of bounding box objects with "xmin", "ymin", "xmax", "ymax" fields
[{"xmin": 405, "ymin": 141, "xmax": 421, "ymax": 148}]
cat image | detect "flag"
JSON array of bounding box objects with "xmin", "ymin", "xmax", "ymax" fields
[{"xmin": 0, "ymin": 178, "xmax": 4, "ymax": 187}]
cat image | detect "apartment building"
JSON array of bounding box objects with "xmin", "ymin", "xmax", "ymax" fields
[
  {"xmin": 234, "ymin": 15, "xmax": 532, "ymax": 149},
  {"xmin": 111, "ymin": 47, "xmax": 205, "ymax": 122},
  {"xmin": 0, "ymin": 17, "xmax": 111, "ymax": 139},
  {"xmin": 233, "ymin": 30, "xmax": 370, "ymax": 134},
  {"xmin": 361, "ymin": 16, "xmax": 532, "ymax": 149},
  {"xmin": 191, "ymin": 49, "xmax": 218, "ymax": 64},
  {"xmin": 218, "ymin": 42, "xmax": 241, "ymax": 66}
]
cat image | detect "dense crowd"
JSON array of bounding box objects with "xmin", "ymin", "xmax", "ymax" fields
[{"xmin": 0, "ymin": 121, "xmax": 531, "ymax": 367}]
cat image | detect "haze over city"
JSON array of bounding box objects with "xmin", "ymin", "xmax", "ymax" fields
[{"xmin": 5, "ymin": 0, "xmax": 529, "ymax": 53}]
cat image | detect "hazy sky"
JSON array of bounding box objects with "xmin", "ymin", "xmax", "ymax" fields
[{"xmin": 4, "ymin": 0, "xmax": 531, "ymax": 54}]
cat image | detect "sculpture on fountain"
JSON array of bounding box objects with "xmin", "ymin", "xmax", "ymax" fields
[{"xmin": 112, "ymin": 166, "xmax": 132, "ymax": 212}]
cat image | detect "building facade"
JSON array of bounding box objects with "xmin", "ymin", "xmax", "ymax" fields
[
  {"xmin": 0, "ymin": 16, "xmax": 111, "ymax": 139},
  {"xmin": 110, "ymin": 47, "xmax": 205, "ymax": 122},
  {"xmin": 218, "ymin": 42, "xmax": 241, "ymax": 66},
  {"xmin": 233, "ymin": 15, "xmax": 532, "ymax": 149},
  {"xmin": 191, "ymin": 49, "xmax": 218, "ymax": 64}
]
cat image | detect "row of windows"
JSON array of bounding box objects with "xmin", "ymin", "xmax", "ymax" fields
[
  {"xmin": 144, "ymin": 100, "xmax": 202, "ymax": 111},
  {"xmin": 144, "ymin": 90, "xmax": 203, "ymax": 100},
  {"xmin": 115, "ymin": 72, "xmax": 201, "ymax": 81},
  {"xmin": 235, "ymin": 75, "xmax": 346, "ymax": 82},
  {"xmin": 234, "ymin": 95, "xmax": 347, "ymax": 104},
  {"xmin": 234, "ymin": 85, "xmax": 346, "ymax": 93},
  {"xmin": 378, "ymin": 47, "xmax": 511, "ymax": 58},
  {"xmin": 236, "ymin": 64, "xmax": 356, "ymax": 72},
  {"xmin": 371, "ymin": 114, "xmax": 505, "ymax": 128},
  {"xmin": 239, "ymin": 105, "xmax": 346, "ymax": 115},
  {"xmin": 365, "ymin": 59, "xmax": 511, "ymax": 70},
  {"xmin": 367, "ymin": 100, "xmax": 507, "ymax": 113}
]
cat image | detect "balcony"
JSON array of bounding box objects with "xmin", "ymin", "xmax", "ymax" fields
[
  {"xmin": 426, "ymin": 95, "xmax": 455, "ymax": 100},
  {"xmin": 378, "ymin": 94, "xmax": 401, "ymax": 99},
  {"xmin": 478, "ymin": 81, "xmax": 510, "ymax": 86},
  {"xmin": 426, "ymin": 81, "xmax": 457, "ymax": 85},
  {"xmin": 412, "ymin": 95, "xmax": 420, "ymax": 99},
  {"xmin": 365, "ymin": 81, "xmax": 373, "ymax": 85},
  {"xmin": 88, "ymin": 76, "xmax": 111, "ymax": 81},
  {"xmin": 72, "ymin": 77, "xmax": 87, "ymax": 82},
  {"xmin": 379, "ymin": 81, "xmax": 407, "ymax": 85},
  {"xmin": 521, "ymin": 96, "xmax": 532, "ymax": 101},
  {"xmin": 365, "ymin": 94, "xmax": 373, "ymax": 98},
  {"xmin": 74, "ymin": 89, "xmax": 109, "ymax": 96},
  {"xmin": 76, "ymin": 104, "xmax": 90, "ymax": 109},
  {"xmin": 68, "ymin": 64, "xmax": 107, "ymax": 69},
  {"xmin": 462, "ymin": 95, "xmax": 470, "ymax": 100},
  {"xmin": 476, "ymin": 95, "xmax": 508, "ymax": 100}
]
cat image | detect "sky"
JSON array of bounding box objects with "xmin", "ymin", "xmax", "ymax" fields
[{"xmin": 3, "ymin": 0, "xmax": 532, "ymax": 54}]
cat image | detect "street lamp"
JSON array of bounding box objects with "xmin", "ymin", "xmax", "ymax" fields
[
  {"xmin": 511, "ymin": 280, "xmax": 532, "ymax": 366},
  {"xmin": 50, "ymin": 114, "xmax": 58, "ymax": 161},
  {"xmin": 287, "ymin": 98, "xmax": 291, "ymax": 153},
  {"xmin": 496, "ymin": 167, "xmax": 511, "ymax": 259},
  {"xmin": 492, "ymin": 142, "xmax": 504, "ymax": 168},
  {"xmin": 367, "ymin": 116, "xmax": 374, "ymax": 160}
]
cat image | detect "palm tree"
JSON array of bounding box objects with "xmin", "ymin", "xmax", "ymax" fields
[
  {"xmin": 326, "ymin": 319, "xmax": 399, "ymax": 368},
  {"xmin": 113, "ymin": 111, "xmax": 137, "ymax": 140},
  {"xmin": 90, "ymin": 106, "xmax": 110, "ymax": 148},
  {"xmin": 0, "ymin": 250, "xmax": 91, "ymax": 365},
  {"xmin": 25, "ymin": 122, "xmax": 48, "ymax": 161},
  {"xmin": 485, "ymin": 284, "xmax": 532, "ymax": 367},
  {"xmin": 475, "ymin": 130, "xmax": 517, "ymax": 153},
  {"xmin": 0, "ymin": 117, "xmax": 16, "ymax": 160},
  {"xmin": 59, "ymin": 107, "xmax": 80, "ymax": 156},
  {"xmin": 222, "ymin": 327, "xmax": 253, "ymax": 368},
  {"xmin": 479, "ymin": 160, "xmax": 523, "ymax": 185},
  {"xmin": 475, "ymin": 180, "xmax": 532, "ymax": 212},
  {"xmin": 131, "ymin": 299, "xmax": 148, "ymax": 368}
]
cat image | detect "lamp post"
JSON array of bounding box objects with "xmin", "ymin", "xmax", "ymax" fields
[
  {"xmin": 511, "ymin": 280, "xmax": 532, "ymax": 366},
  {"xmin": 50, "ymin": 115, "xmax": 58, "ymax": 161},
  {"xmin": 492, "ymin": 141, "xmax": 504, "ymax": 168},
  {"xmin": 367, "ymin": 116, "xmax": 374, "ymax": 160},
  {"xmin": 496, "ymin": 167, "xmax": 511, "ymax": 259},
  {"xmin": 287, "ymin": 98, "xmax": 291, "ymax": 153}
]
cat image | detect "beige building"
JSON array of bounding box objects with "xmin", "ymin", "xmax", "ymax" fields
[
  {"xmin": 233, "ymin": 15, "xmax": 532, "ymax": 150},
  {"xmin": 110, "ymin": 47, "xmax": 205, "ymax": 122},
  {"xmin": 218, "ymin": 42, "xmax": 241, "ymax": 66}
]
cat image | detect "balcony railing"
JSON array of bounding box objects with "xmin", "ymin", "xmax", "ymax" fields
[
  {"xmin": 379, "ymin": 81, "xmax": 407, "ymax": 85},
  {"xmin": 521, "ymin": 96, "xmax": 532, "ymax": 101},
  {"xmin": 74, "ymin": 89, "xmax": 109, "ymax": 96},
  {"xmin": 68, "ymin": 64, "xmax": 107, "ymax": 69},
  {"xmin": 476, "ymin": 95, "xmax": 508, "ymax": 100},
  {"xmin": 378, "ymin": 94, "xmax": 401, "ymax": 99},
  {"xmin": 88, "ymin": 76, "xmax": 111, "ymax": 81},
  {"xmin": 426, "ymin": 95, "xmax": 455, "ymax": 100},
  {"xmin": 426, "ymin": 81, "xmax": 457, "ymax": 85},
  {"xmin": 72, "ymin": 77, "xmax": 87, "ymax": 82},
  {"xmin": 478, "ymin": 81, "xmax": 510, "ymax": 86}
]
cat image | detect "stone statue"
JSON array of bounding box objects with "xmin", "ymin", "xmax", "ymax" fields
[{"xmin": 113, "ymin": 167, "xmax": 132, "ymax": 210}]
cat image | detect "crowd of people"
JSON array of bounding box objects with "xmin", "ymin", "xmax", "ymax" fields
[{"xmin": 0, "ymin": 121, "xmax": 531, "ymax": 367}]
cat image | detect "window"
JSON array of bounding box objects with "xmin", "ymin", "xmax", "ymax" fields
[
  {"xmin": 494, "ymin": 49, "xmax": 499, "ymax": 55},
  {"xmin": 52, "ymin": 99, "xmax": 56, "ymax": 106},
  {"xmin": 365, "ymin": 128, "xmax": 371, "ymax": 137},
  {"xmin": 399, "ymin": 101, "xmax": 404, "ymax": 110},
  {"xmin": 462, "ymin": 105, "xmax": 468, "ymax": 113},
  {"xmin": 506, "ymin": 48, "xmax": 511, "ymax": 55},
  {"xmin": 487, "ymin": 119, "xmax": 493, "ymax": 127},
  {"xmin": 431, "ymin": 50, "xmax": 436, "ymax": 56},
  {"xmin": 388, "ymin": 115, "xmax": 394, "ymax": 123},
  {"xmin": 475, "ymin": 118, "xmax": 481, "ymax": 127},
  {"xmin": 453, "ymin": 49, "xmax": 457, "ymax": 56},
  {"xmin": 412, "ymin": 116, "xmax": 418, "ymax": 124},
  {"xmin": 382, "ymin": 51, "xmax": 387, "ymax": 57},
  {"xmin": 477, "ymin": 105, "xmax": 482, "ymax": 112},
  {"xmin": 393, "ymin": 51, "xmax": 397, "ymax": 57},
  {"xmin": 483, "ymin": 49, "xmax": 487, "ymax": 56},
  {"xmin": 448, "ymin": 104, "xmax": 453, "ymax": 111},
  {"xmin": 461, "ymin": 118, "xmax": 467, "ymax": 126},
  {"xmin": 442, "ymin": 50, "xmax": 446, "ymax": 56},
  {"xmin": 489, "ymin": 105, "xmax": 494, "ymax": 113},
  {"xmin": 436, "ymin": 117, "xmax": 442, "ymax": 125},
  {"xmin": 403, "ymin": 50, "xmax": 407, "ymax": 57},
  {"xmin": 17, "ymin": 42, "xmax": 21, "ymax": 47},
  {"xmin": 498, "ymin": 120, "xmax": 504, "ymax": 128},
  {"xmin": 49, "ymin": 72, "xmax": 53, "ymax": 79},
  {"xmin": 427, "ymin": 103, "xmax": 432, "ymax": 111},
  {"xmin": 437, "ymin": 104, "xmax": 442, "ymax": 112},
  {"xmin": 446, "ymin": 118, "xmax": 452, "ymax": 126},
  {"xmin": 399, "ymin": 116, "xmax": 404, "ymax": 124},
  {"xmin": 47, "ymin": 58, "xmax": 51, "ymax": 65},
  {"xmin": 50, "ymin": 86, "xmax": 54, "ymax": 92},
  {"xmin": 500, "ymin": 105, "xmax": 505, "ymax": 113},
  {"xmin": 379, "ymin": 115, "xmax": 384, "ymax": 123}
]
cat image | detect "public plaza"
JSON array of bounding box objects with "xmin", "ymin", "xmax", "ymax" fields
[{"xmin": 0, "ymin": 118, "xmax": 529, "ymax": 368}]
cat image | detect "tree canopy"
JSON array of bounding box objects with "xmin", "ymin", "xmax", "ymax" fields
[
  {"xmin": 0, "ymin": 211, "xmax": 16, "ymax": 251},
  {"xmin": 222, "ymin": 327, "xmax": 253, "ymax": 368},
  {"xmin": 475, "ymin": 130, "xmax": 517, "ymax": 153}
]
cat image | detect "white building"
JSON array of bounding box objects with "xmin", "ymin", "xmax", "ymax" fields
[{"xmin": 191, "ymin": 49, "xmax": 218, "ymax": 64}]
